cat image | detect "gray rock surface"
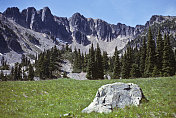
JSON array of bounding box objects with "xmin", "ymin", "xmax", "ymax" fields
[
  {"xmin": 82, "ymin": 82, "xmax": 146, "ymax": 113},
  {"xmin": 1, "ymin": 7, "xmax": 176, "ymax": 64},
  {"xmin": 61, "ymin": 60, "xmax": 87, "ymax": 80}
]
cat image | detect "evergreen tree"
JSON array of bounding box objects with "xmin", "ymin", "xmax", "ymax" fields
[
  {"xmin": 109, "ymin": 57, "xmax": 114, "ymax": 72},
  {"xmin": 22, "ymin": 69, "xmax": 27, "ymax": 81},
  {"xmin": 81, "ymin": 53, "xmax": 85, "ymax": 71},
  {"xmin": 1, "ymin": 56, "xmax": 5, "ymax": 66},
  {"xmin": 140, "ymin": 38, "xmax": 147, "ymax": 77},
  {"xmin": 17, "ymin": 64, "xmax": 22, "ymax": 80},
  {"xmin": 162, "ymin": 34, "xmax": 176, "ymax": 76},
  {"xmin": 130, "ymin": 64, "xmax": 141, "ymax": 78},
  {"xmin": 0, "ymin": 56, "xmax": 9, "ymax": 70},
  {"xmin": 49, "ymin": 51, "xmax": 55, "ymax": 78},
  {"xmin": 0, "ymin": 70, "xmax": 4, "ymax": 80},
  {"xmin": 103, "ymin": 51, "xmax": 109, "ymax": 73},
  {"xmin": 14, "ymin": 63, "xmax": 18, "ymax": 81},
  {"xmin": 10, "ymin": 67, "xmax": 14, "ymax": 80},
  {"xmin": 66, "ymin": 43, "xmax": 69, "ymax": 51},
  {"xmin": 112, "ymin": 47, "xmax": 120, "ymax": 79},
  {"xmin": 43, "ymin": 51, "xmax": 50, "ymax": 78},
  {"xmin": 175, "ymin": 50, "xmax": 176, "ymax": 74},
  {"xmin": 152, "ymin": 65, "xmax": 160, "ymax": 77},
  {"xmin": 144, "ymin": 27, "xmax": 156, "ymax": 77},
  {"xmin": 86, "ymin": 44, "xmax": 95, "ymax": 79},
  {"xmin": 37, "ymin": 53, "xmax": 44, "ymax": 79},
  {"xmin": 126, "ymin": 46, "xmax": 133, "ymax": 78},
  {"xmin": 83, "ymin": 52, "xmax": 88, "ymax": 72},
  {"xmin": 175, "ymin": 50, "xmax": 176, "ymax": 62},
  {"xmin": 21, "ymin": 54, "xmax": 25, "ymax": 66},
  {"xmin": 121, "ymin": 52, "xmax": 129, "ymax": 79},
  {"xmin": 134, "ymin": 44, "xmax": 141, "ymax": 66},
  {"xmin": 63, "ymin": 71, "xmax": 68, "ymax": 78},
  {"xmin": 95, "ymin": 43, "xmax": 104, "ymax": 79},
  {"xmin": 73, "ymin": 48, "xmax": 81, "ymax": 73},
  {"xmin": 155, "ymin": 30, "xmax": 163, "ymax": 74},
  {"xmin": 78, "ymin": 49, "xmax": 82, "ymax": 70},
  {"xmin": 28, "ymin": 64, "xmax": 34, "ymax": 81}
]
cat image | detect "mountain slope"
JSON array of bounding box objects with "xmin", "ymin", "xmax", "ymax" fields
[
  {"xmin": 0, "ymin": 6, "xmax": 176, "ymax": 65},
  {"xmin": 0, "ymin": 13, "xmax": 62, "ymax": 65}
]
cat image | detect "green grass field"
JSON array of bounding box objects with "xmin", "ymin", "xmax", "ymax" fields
[{"xmin": 0, "ymin": 77, "xmax": 176, "ymax": 118}]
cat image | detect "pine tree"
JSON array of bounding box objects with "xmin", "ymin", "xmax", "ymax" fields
[
  {"xmin": 17, "ymin": 64, "xmax": 22, "ymax": 80},
  {"xmin": 109, "ymin": 57, "xmax": 114, "ymax": 72},
  {"xmin": 95, "ymin": 43, "xmax": 104, "ymax": 79},
  {"xmin": 103, "ymin": 51, "xmax": 109, "ymax": 73},
  {"xmin": 78, "ymin": 49, "xmax": 82, "ymax": 70},
  {"xmin": 155, "ymin": 30, "xmax": 163, "ymax": 74},
  {"xmin": 43, "ymin": 51, "xmax": 50, "ymax": 78},
  {"xmin": 81, "ymin": 53, "xmax": 85, "ymax": 71},
  {"xmin": 130, "ymin": 64, "xmax": 141, "ymax": 78},
  {"xmin": 152, "ymin": 65, "xmax": 160, "ymax": 77},
  {"xmin": 14, "ymin": 63, "xmax": 18, "ymax": 81},
  {"xmin": 175, "ymin": 50, "xmax": 176, "ymax": 74},
  {"xmin": 112, "ymin": 47, "xmax": 120, "ymax": 79},
  {"xmin": 63, "ymin": 71, "xmax": 68, "ymax": 78},
  {"xmin": 162, "ymin": 34, "xmax": 176, "ymax": 76},
  {"xmin": 0, "ymin": 70, "xmax": 4, "ymax": 80},
  {"xmin": 121, "ymin": 52, "xmax": 129, "ymax": 79},
  {"xmin": 144, "ymin": 27, "xmax": 156, "ymax": 77},
  {"xmin": 21, "ymin": 54, "xmax": 25, "ymax": 66},
  {"xmin": 83, "ymin": 52, "xmax": 88, "ymax": 72},
  {"xmin": 86, "ymin": 44, "xmax": 95, "ymax": 79},
  {"xmin": 66, "ymin": 43, "xmax": 69, "ymax": 51},
  {"xmin": 22, "ymin": 69, "xmax": 27, "ymax": 81},
  {"xmin": 37, "ymin": 53, "xmax": 44, "ymax": 79},
  {"xmin": 10, "ymin": 67, "xmax": 14, "ymax": 80},
  {"xmin": 28, "ymin": 64, "xmax": 34, "ymax": 81},
  {"xmin": 73, "ymin": 48, "xmax": 81, "ymax": 73},
  {"xmin": 126, "ymin": 46, "xmax": 133, "ymax": 78},
  {"xmin": 134, "ymin": 44, "xmax": 140, "ymax": 66},
  {"xmin": 1, "ymin": 56, "xmax": 5, "ymax": 67},
  {"xmin": 49, "ymin": 50, "xmax": 55, "ymax": 78}
]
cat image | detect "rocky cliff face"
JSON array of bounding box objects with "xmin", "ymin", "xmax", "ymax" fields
[
  {"xmin": 1, "ymin": 6, "xmax": 175, "ymax": 64},
  {"xmin": 2, "ymin": 7, "xmax": 141, "ymax": 46},
  {"xmin": 3, "ymin": 7, "xmax": 72, "ymax": 43}
]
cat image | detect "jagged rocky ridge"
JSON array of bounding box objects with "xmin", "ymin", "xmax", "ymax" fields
[{"xmin": 0, "ymin": 7, "xmax": 176, "ymax": 64}]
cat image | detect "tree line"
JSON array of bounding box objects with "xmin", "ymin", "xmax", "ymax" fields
[
  {"xmin": 0, "ymin": 46, "xmax": 65, "ymax": 81},
  {"xmin": 0, "ymin": 27, "xmax": 176, "ymax": 81},
  {"xmin": 72, "ymin": 27, "xmax": 176, "ymax": 79}
]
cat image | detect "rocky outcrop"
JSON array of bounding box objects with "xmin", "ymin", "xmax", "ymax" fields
[
  {"xmin": 3, "ymin": 7, "xmax": 142, "ymax": 45},
  {"xmin": 0, "ymin": 20, "xmax": 22, "ymax": 53},
  {"xmin": 73, "ymin": 31, "xmax": 90, "ymax": 45},
  {"xmin": 82, "ymin": 82, "xmax": 147, "ymax": 113},
  {"xmin": 0, "ymin": 34, "xmax": 8, "ymax": 53},
  {"xmin": 8, "ymin": 39, "xmax": 23, "ymax": 53},
  {"xmin": 3, "ymin": 7, "xmax": 72, "ymax": 42},
  {"xmin": 3, "ymin": 7, "xmax": 176, "ymax": 47},
  {"xmin": 69, "ymin": 13, "xmax": 92, "ymax": 35},
  {"xmin": 2, "ymin": 7, "xmax": 176, "ymax": 55}
]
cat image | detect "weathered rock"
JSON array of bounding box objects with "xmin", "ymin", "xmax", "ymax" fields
[{"xmin": 82, "ymin": 82, "xmax": 147, "ymax": 113}]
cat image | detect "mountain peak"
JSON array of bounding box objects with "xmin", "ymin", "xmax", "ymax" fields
[
  {"xmin": 3, "ymin": 7, "xmax": 20, "ymax": 17},
  {"xmin": 42, "ymin": 7, "xmax": 51, "ymax": 13}
]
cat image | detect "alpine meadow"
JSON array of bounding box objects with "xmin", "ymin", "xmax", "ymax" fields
[{"xmin": 0, "ymin": 0, "xmax": 176, "ymax": 117}]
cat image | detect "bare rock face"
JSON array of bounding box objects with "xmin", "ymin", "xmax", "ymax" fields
[
  {"xmin": 3, "ymin": 7, "xmax": 72, "ymax": 42},
  {"xmin": 82, "ymin": 82, "xmax": 147, "ymax": 113}
]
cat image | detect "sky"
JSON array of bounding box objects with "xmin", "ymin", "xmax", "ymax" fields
[{"xmin": 0, "ymin": 0, "xmax": 176, "ymax": 27}]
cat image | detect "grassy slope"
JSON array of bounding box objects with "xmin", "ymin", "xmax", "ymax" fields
[{"xmin": 0, "ymin": 77, "xmax": 176, "ymax": 118}]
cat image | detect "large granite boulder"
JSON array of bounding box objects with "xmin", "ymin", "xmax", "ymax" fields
[{"xmin": 82, "ymin": 82, "xmax": 147, "ymax": 113}]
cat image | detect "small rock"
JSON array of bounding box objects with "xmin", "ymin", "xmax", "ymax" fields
[{"xmin": 63, "ymin": 113, "xmax": 70, "ymax": 117}]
